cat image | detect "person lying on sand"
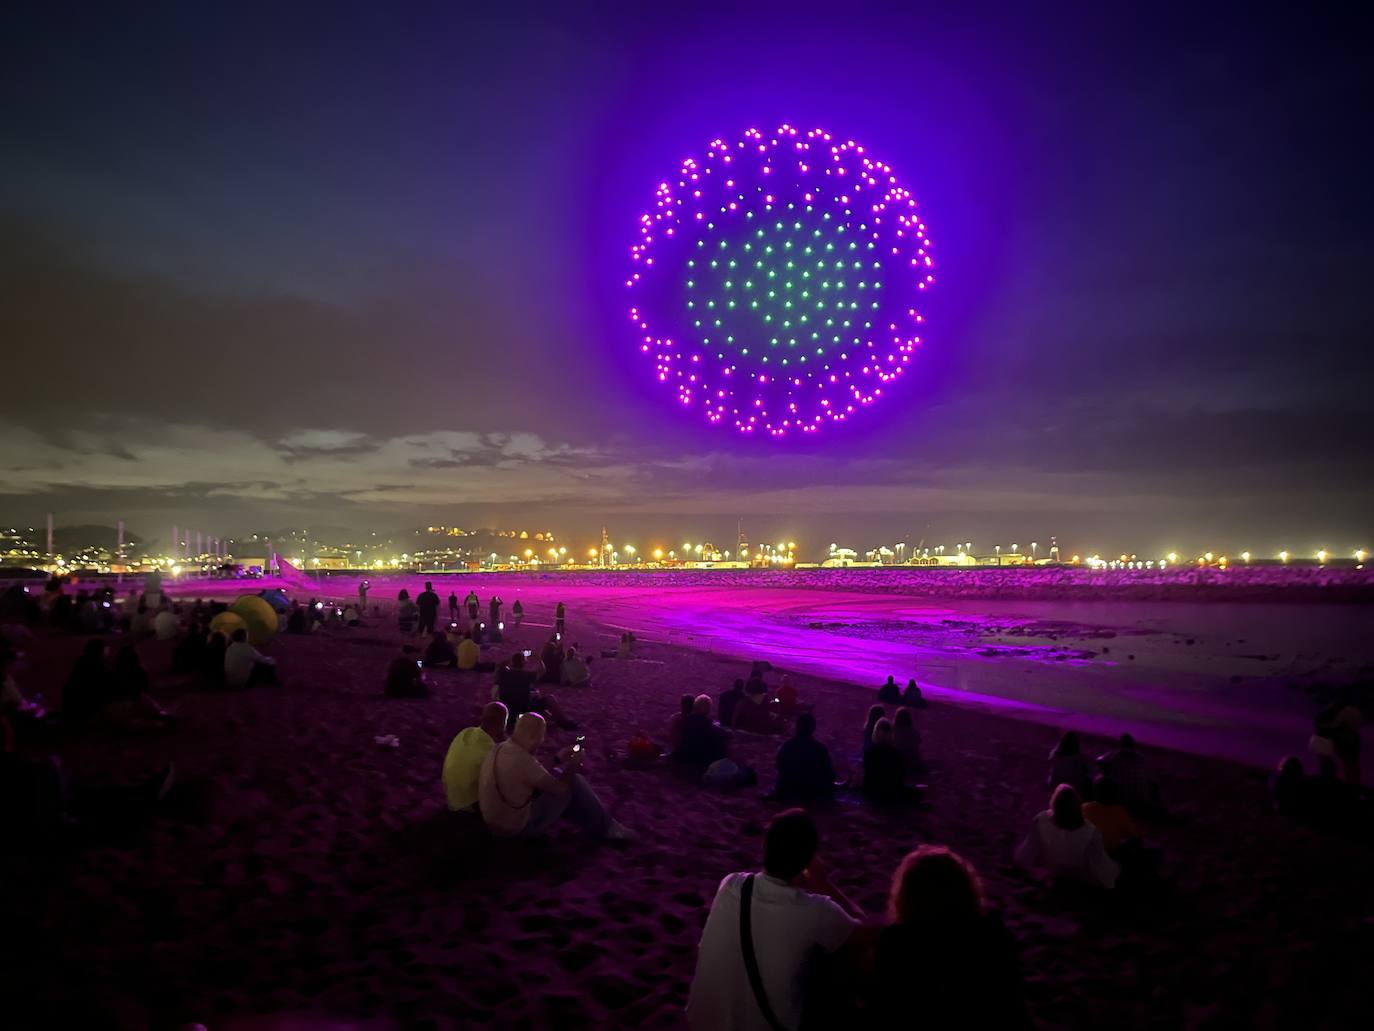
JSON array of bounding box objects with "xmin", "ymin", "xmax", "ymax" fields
[
  {"xmin": 477, "ymin": 712, "xmax": 632, "ymax": 842},
  {"xmin": 870, "ymin": 846, "xmax": 1029, "ymax": 1027},
  {"xmin": 687, "ymin": 808, "xmax": 866, "ymax": 1031},
  {"xmin": 1015, "ymin": 784, "xmax": 1119, "ymax": 889},
  {"xmin": 443, "ymin": 701, "xmax": 508, "ymax": 812}
]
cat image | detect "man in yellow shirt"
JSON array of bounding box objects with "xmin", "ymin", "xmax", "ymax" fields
[
  {"xmin": 457, "ymin": 632, "xmax": 481, "ymax": 671},
  {"xmin": 442, "ymin": 702, "xmax": 508, "ymax": 811}
]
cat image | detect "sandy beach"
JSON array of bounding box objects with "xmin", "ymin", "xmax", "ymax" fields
[{"xmin": 3, "ymin": 577, "xmax": 1371, "ymax": 1028}]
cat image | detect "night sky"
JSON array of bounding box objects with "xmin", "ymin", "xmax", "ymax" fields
[{"xmin": 3, "ymin": 3, "xmax": 1370, "ymax": 556}]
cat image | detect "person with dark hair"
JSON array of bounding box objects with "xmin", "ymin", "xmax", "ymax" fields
[
  {"xmin": 891, "ymin": 707, "xmax": 923, "ymax": 775},
  {"xmin": 687, "ymin": 808, "xmax": 865, "ymax": 1030},
  {"xmin": 384, "ymin": 646, "xmax": 430, "ymax": 697},
  {"xmin": 1270, "ymin": 755, "xmax": 1310, "ymax": 821},
  {"xmin": 861, "ymin": 704, "xmax": 886, "ymax": 752},
  {"xmin": 447, "ymin": 591, "xmax": 460, "ymax": 623},
  {"xmin": 1097, "ymin": 732, "xmax": 1161, "ymax": 812},
  {"xmin": 554, "ymin": 600, "xmax": 566, "ymax": 636},
  {"xmin": 109, "ymin": 645, "xmax": 174, "ymax": 730},
  {"xmin": 1016, "ymin": 784, "xmax": 1119, "ymax": 888},
  {"xmin": 488, "ymin": 594, "xmax": 503, "ymax": 631},
  {"xmin": 775, "ymin": 674, "xmax": 801, "ymax": 718},
  {"xmin": 285, "ymin": 602, "xmax": 309, "ymax": 635},
  {"xmin": 464, "ymin": 590, "xmax": 480, "ymax": 621},
  {"xmin": 877, "ymin": 675, "xmax": 902, "ymax": 705},
  {"xmin": 171, "ymin": 622, "xmax": 208, "ymax": 674},
  {"xmin": 443, "ymin": 701, "xmax": 508, "ymax": 812},
  {"xmin": 396, "ymin": 590, "xmax": 418, "ymax": 635},
  {"xmin": 511, "ymin": 598, "xmax": 524, "ymax": 626},
  {"xmin": 415, "ymin": 582, "xmax": 441, "ymax": 636},
  {"xmin": 1081, "ymin": 776, "xmax": 1140, "ymax": 855},
  {"xmin": 719, "ymin": 678, "xmax": 746, "ymax": 728},
  {"xmin": 539, "ymin": 636, "xmax": 565, "ymax": 685},
  {"xmin": 62, "ymin": 639, "xmax": 112, "ymax": 726},
  {"xmin": 225, "ymin": 629, "xmax": 277, "ymax": 688},
  {"xmin": 1047, "ymin": 731, "xmax": 1094, "ymax": 798},
  {"xmin": 201, "ymin": 631, "xmax": 228, "ymax": 687},
  {"xmin": 668, "ymin": 694, "xmax": 695, "ymax": 753},
  {"xmin": 494, "ymin": 651, "xmax": 575, "ymax": 731},
  {"xmin": 560, "ymin": 645, "xmax": 591, "ymax": 687},
  {"xmin": 900, "ymin": 679, "xmax": 928, "ymax": 709},
  {"xmin": 871, "ymin": 846, "xmax": 1028, "ymax": 1027},
  {"xmin": 771, "ymin": 712, "xmax": 837, "ymax": 801},
  {"xmin": 862, "ymin": 718, "xmax": 909, "ymax": 802},
  {"xmin": 423, "ymin": 630, "xmax": 457, "ymax": 668},
  {"xmin": 1314, "ymin": 691, "xmax": 1362, "ymax": 785},
  {"xmin": 673, "ymin": 694, "xmax": 729, "ymax": 769},
  {"xmin": 732, "ymin": 678, "xmax": 783, "ymax": 735}
]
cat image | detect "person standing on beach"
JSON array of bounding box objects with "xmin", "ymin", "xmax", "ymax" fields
[
  {"xmin": 357, "ymin": 580, "xmax": 368, "ymax": 613},
  {"xmin": 465, "ymin": 590, "xmax": 480, "ymax": 621},
  {"xmin": 489, "ymin": 594, "xmax": 502, "ymax": 629},
  {"xmin": 511, "ymin": 599, "xmax": 523, "ymax": 626},
  {"xmin": 416, "ymin": 582, "xmax": 441, "ymax": 637},
  {"xmin": 447, "ymin": 591, "xmax": 459, "ymax": 623},
  {"xmin": 687, "ymin": 808, "xmax": 865, "ymax": 1031},
  {"xmin": 555, "ymin": 601, "xmax": 566, "ymax": 637}
]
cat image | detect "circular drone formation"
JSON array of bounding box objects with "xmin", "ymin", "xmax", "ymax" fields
[{"xmin": 627, "ymin": 124, "xmax": 934, "ymax": 437}]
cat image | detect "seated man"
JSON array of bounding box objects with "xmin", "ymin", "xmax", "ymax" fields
[
  {"xmin": 478, "ymin": 712, "xmax": 631, "ymax": 841},
  {"xmin": 772, "ymin": 712, "xmax": 837, "ymax": 801},
  {"xmin": 672, "ymin": 695, "xmax": 729, "ymax": 768},
  {"xmin": 560, "ymin": 646, "xmax": 591, "ymax": 687},
  {"xmin": 225, "ymin": 628, "xmax": 278, "ymax": 688},
  {"xmin": 422, "ymin": 631, "xmax": 457, "ymax": 668},
  {"xmin": 442, "ymin": 701, "xmax": 508, "ymax": 812},
  {"xmin": 494, "ymin": 651, "xmax": 575, "ymax": 731},
  {"xmin": 1096, "ymin": 733, "xmax": 1161, "ymax": 813},
  {"xmin": 877, "ymin": 675, "xmax": 902, "ymax": 705},
  {"xmin": 539, "ymin": 636, "xmax": 564, "ymax": 684},
  {"xmin": 384, "ymin": 646, "xmax": 430, "ymax": 698},
  {"xmin": 686, "ymin": 808, "xmax": 865, "ymax": 1030}
]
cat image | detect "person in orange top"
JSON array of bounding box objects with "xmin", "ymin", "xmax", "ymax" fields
[
  {"xmin": 1081, "ymin": 776, "xmax": 1140, "ymax": 855},
  {"xmin": 776, "ymin": 673, "xmax": 801, "ymax": 717}
]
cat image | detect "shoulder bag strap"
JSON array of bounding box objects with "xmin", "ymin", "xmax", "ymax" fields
[{"xmin": 740, "ymin": 874, "xmax": 787, "ymax": 1031}]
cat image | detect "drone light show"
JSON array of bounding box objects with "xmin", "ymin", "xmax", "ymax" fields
[{"xmin": 627, "ymin": 124, "xmax": 934, "ymax": 437}]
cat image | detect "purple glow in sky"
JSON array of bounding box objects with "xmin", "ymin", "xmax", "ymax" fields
[{"xmin": 628, "ymin": 125, "xmax": 933, "ymax": 437}]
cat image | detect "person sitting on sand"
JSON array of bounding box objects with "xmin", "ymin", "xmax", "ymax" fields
[
  {"xmin": 442, "ymin": 701, "xmax": 508, "ymax": 812},
  {"xmin": 423, "ymin": 631, "xmax": 457, "ymax": 668},
  {"xmin": 719, "ymin": 678, "xmax": 746, "ymax": 728},
  {"xmin": 900, "ymin": 679, "xmax": 928, "ymax": 708},
  {"xmin": 668, "ymin": 694, "xmax": 695, "ymax": 753},
  {"xmin": 560, "ymin": 646, "xmax": 591, "ymax": 687},
  {"xmin": 226, "ymin": 628, "xmax": 278, "ymax": 688},
  {"xmin": 539, "ymin": 636, "xmax": 564, "ymax": 685},
  {"xmin": 201, "ymin": 631, "xmax": 228, "ymax": 687},
  {"xmin": 62, "ymin": 638, "xmax": 113, "ymax": 727},
  {"xmin": 771, "ymin": 712, "xmax": 837, "ymax": 801},
  {"xmin": 870, "ymin": 846, "xmax": 1028, "ymax": 1027},
  {"xmin": 1096, "ymin": 734, "xmax": 1161, "ymax": 813},
  {"xmin": 878, "ymin": 675, "xmax": 902, "ymax": 705},
  {"xmin": 129, "ymin": 603, "xmax": 154, "ymax": 640},
  {"xmin": 617, "ymin": 631, "xmax": 636, "ymax": 659},
  {"xmin": 396, "ymin": 590, "xmax": 418, "ymax": 635},
  {"xmin": 863, "ymin": 718, "xmax": 910, "ymax": 802},
  {"xmin": 1047, "ymin": 731, "xmax": 1094, "ymax": 798},
  {"xmin": 285, "ymin": 602, "xmax": 309, "ymax": 635},
  {"xmin": 862, "ymin": 704, "xmax": 886, "ymax": 752},
  {"xmin": 1015, "ymin": 783, "xmax": 1119, "ymax": 889},
  {"xmin": 457, "ymin": 631, "xmax": 481, "ymax": 671},
  {"xmin": 1080, "ymin": 776, "xmax": 1140, "ymax": 856},
  {"xmin": 673, "ymin": 694, "xmax": 729, "ymax": 768},
  {"xmin": 732, "ymin": 684, "xmax": 784, "ymax": 735},
  {"xmin": 384, "ymin": 646, "xmax": 429, "ymax": 697},
  {"xmin": 686, "ymin": 808, "xmax": 865, "ymax": 1031},
  {"xmin": 478, "ymin": 711, "xmax": 632, "ymax": 841},
  {"xmin": 1314, "ymin": 691, "xmax": 1362, "ymax": 785},
  {"xmin": 891, "ymin": 707, "xmax": 923, "ymax": 776},
  {"xmin": 494, "ymin": 651, "xmax": 575, "ymax": 731},
  {"xmin": 1270, "ymin": 756, "xmax": 1311, "ymax": 822},
  {"xmin": 109, "ymin": 645, "xmax": 175, "ymax": 730},
  {"xmin": 171, "ymin": 623, "xmax": 208, "ymax": 674}
]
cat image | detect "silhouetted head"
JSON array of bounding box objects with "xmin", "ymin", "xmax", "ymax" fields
[
  {"xmin": 1276, "ymin": 755, "xmax": 1303, "ymax": 779},
  {"xmin": 432, "ymin": 632, "xmax": 446, "ymax": 644},
  {"xmin": 732, "ymin": 678, "xmax": 745, "ymax": 693},
  {"xmin": 679, "ymin": 694, "xmax": 695, "ymax": 717},
  {"xmin": 1051, "ymin": 731, "xmax": 1081, "ymax": 758},
  {"xmin": 872, "ymin": 717, "xmax": 894, "ymax": 745},
  {"xmin": 80, "ymin": 638, "xmax": 106, "ymax": 662},
  {"xmin": 425, "ymin": 581, "xmax": 433, "ymax": 591},
  {"xmin": 795, "ymin": 712, "xmax": 817, "ymax": 738},
  {"xmin": 1050, "ymin": 783, "xmax": 1085, "ymax": 829},
  {"xmin": 893, "ymin": 707, "xmax": 913, "ymax": 729},
  {"xmin": 510, "ymin": 651, "xmax": 525, "ymax": 670},
  {"xmin": 865, "ymin": 704, "xmax": 885, "ymax": 733},
  {"xmin": 1119, "ymin": 732, "xmax": 1137, "ymax": 750},
  {"xmin": 763, "ymin": 808, "xmax": 819, "ymax": 882},
  {"xmin": 231, "ymin": 628, "xmax": 248, "ymax": 643},
  {"xmin": 888, "ymin": 846, "xmax": 986, "ymax": 925},
  {"xmin": 480, "ymin": 701, "xmax": 509, "ymax": 741}
]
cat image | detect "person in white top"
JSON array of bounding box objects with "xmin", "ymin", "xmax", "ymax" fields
[
  {"xmin": 477, "ymin": 712, "xmax": 632, "ymax": 841},
  {"xmin": 1015, "ymin": 783, "xmax": 1119, "ymax": 889},
  {"xmin": 224, "ymin": 628, "xmax": 277, "ymax": 688},
  {"xmin": 687, "ymin": 809, "xmax": 866, "ymax": 1031}
]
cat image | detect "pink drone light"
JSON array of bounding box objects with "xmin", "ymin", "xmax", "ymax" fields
[{"xmin": 627, "ymin": 124, "xmax": 934, "ymax": 437}]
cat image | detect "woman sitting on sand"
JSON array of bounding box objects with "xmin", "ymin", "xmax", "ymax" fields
[
  {"xmin": 900, "ymin": 679, "xmax": 928, "ymax": 708},
  {"xmin": 862, "ymin": 718, "xmax": 910, "ymax": 802},
  {"xmin": 862, "ymin": 704, "xmax": 886, "ymax": 752},
  {"xmin": 870, "ymin": 846, "xmax": 1028, "ymax": 1027},
  {"xmin": 1015, "ymin": 784, "xmax": 1119, "ymax": 889},
  {"xmin": 718, "ymin": 678, "xmax": 745, "ymax": 728},
  {"xmin": 892, "ymin": 707, "xmax": 923, "ymax": 776},
  {"xmin": 1047, "ymin": 731, "xmax": 1095, "ymax": 798},
  {"xmin": 62, "ymin": 639, "xmax": 113, "ymax": 726},
  {"xmin": 539, "ymin": 637, "xmax": 564, "ymax": 685},
  {"xmin": 673, "ymin": 695, "xmax": 729, "ymax": 768}
]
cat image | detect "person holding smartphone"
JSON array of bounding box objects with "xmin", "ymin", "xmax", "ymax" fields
[
  {"xmin": 493, "ymin": 651, "xmax": 575, "ymax": 732},
  {"xmin": 477, "ymin": 712, "xmax": 633, "ymax": 842}
]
